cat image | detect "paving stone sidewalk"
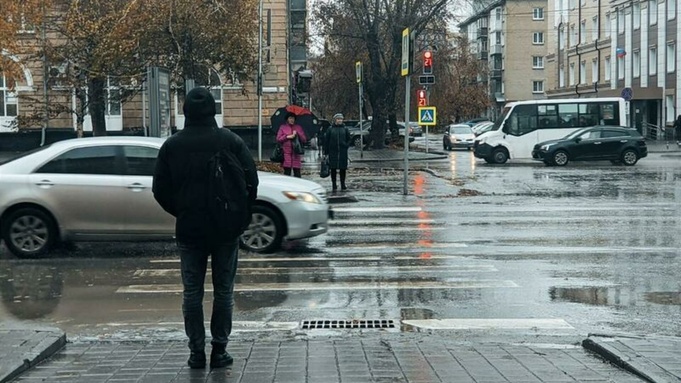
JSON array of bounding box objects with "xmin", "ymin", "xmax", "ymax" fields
[
  {"xmin": 5, "ymin": 331, "xmax": 668, "ymax": 383},
  {"xmin": 0, "ymin": 326, "xmax": 66, "ymax": 383}
]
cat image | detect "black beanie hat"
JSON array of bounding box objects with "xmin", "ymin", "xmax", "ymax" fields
[{"xmin": 183, "ymin": 87, "xmax": 216, "ymax": 119}]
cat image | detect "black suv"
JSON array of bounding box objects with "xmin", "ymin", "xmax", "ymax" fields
[{"xmin": 532, "ymin": 126, "xmax": 647, "ymax": 166}]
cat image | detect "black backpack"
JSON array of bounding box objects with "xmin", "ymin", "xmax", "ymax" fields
[{"xmin": 207, "ymin": 130, "xmax": 251, "ymax": 241}]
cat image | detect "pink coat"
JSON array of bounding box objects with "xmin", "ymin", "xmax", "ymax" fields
[{"xmin": 276, "ymin": 123, "xmax": 307, "ymax": 169}]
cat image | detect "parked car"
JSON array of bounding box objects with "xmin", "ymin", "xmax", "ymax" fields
[
  {"xmin": 443, "ymin": 124, "xmax": 476, "ymax": 150},
  {"xmin": 531, "ymin": 126, "xmax": 647, "ymax": 166},
  {"xmin": 471, "ymin": 121, "xmax": 495, "ymax": 136},
  {"xmin": 349, "ymin": 121, "xmax": 414, "ymax": 148},
  {"xmin": 463, "ymin": 118, "xmax": 491, "ymax": 127},
  {"xmin": 0, "ymin": 137, "xmax": 331, "ymax": 258}
]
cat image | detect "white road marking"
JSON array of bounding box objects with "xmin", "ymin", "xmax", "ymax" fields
[
  {"xmin": 331, "ymin": 207, "xmax": 423, "ymax": 212},
  {"xmin": 336, "ymin": 227, "xmax": 446, "ymax": 232},
  {"xmin": 133, "ymin": 265, "xmax": 498, "ymax": 277},
  {"xmin": 117, "ymin": 280, "xmax": 518, "ymax": 293},
  {"xmin": 331, "ymin": 219, "xmax": 437, "ymax": 226},
  {"xmin": 402, "ymin": 318, "xmax": 573, "ymax": 330}
]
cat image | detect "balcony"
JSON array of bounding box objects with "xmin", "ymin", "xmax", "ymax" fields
[
  {"xmin": 477, "ymin": 27, "xmax": 488, "ymax": 37},
  {"xmin": 478, "ymin": 50, "xmax": 489, "ymax": 60},
  {"xmin": 490, "ymin": 69, "xmax": 502, "ymax": 78},
  {"xmin": 490, "ymin": 44, "xmax": 503, "ymax": 55}
]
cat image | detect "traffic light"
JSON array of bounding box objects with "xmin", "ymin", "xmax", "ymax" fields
[
  {"xmin": 416, "ymin": 89, "xmax": 427, "ymax": 107},
  {"xmin": 423, "ymin": 51, "xmax": 433, "ymax": 74}
]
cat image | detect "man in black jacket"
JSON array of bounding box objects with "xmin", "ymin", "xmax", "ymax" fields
[{"xmin": 152, "ymin": 87, "xmax": 258, "ymax": 369}]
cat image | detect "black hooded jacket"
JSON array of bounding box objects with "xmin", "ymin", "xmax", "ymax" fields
[{"xmin": 152, "ymin": 116, "xmax": 258, "ymax": 245}]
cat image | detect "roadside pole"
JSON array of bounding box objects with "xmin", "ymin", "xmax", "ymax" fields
[
  {"xmin": 257, "ymin": 0, "xmax": 263, "ymax": 161},
  {"xmin": 356, "ymin": 61, "xmax": 363, "ymax": 159},
  {"xmin": 401, "ymin": 28, "xmax": 413, "ymax": 196}
]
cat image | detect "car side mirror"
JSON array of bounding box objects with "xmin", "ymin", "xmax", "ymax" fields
[{"xmin": 575, "ymin": 137, "xmax": 582, "ymax": 143}]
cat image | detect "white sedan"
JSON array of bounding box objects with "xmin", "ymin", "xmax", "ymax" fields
[{"xmin": 0, "ymin": 136, "xmax": 330, "ymax": 258}]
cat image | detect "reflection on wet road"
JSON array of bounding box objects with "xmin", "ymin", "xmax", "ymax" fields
[{"xmin": 1, "ymin": 151, "xmax": 680, "ymax": 340}]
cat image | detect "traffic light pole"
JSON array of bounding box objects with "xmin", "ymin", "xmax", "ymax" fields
[
  {"xmin": 424, "ymin": 86, "xmax": 430, "ymax": 154},
  {"xmin": 403, "ymin": 75, "xmax": 410, "ymax": 196}
]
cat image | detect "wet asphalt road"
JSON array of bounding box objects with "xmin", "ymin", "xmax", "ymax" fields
[{"xmin": 1, "ymin": 149, "xmax": 680, "ymax": 343}]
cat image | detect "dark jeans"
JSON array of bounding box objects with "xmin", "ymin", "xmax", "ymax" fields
[
  {"xmin": 178, "ymin": 240, "xmax": 239, "ymax": 352},
  {"xmin": 283, "ymin": 167, "xmax": 301, "ymax": 178}
]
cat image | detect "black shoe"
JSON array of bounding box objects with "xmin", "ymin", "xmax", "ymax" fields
[
  {"xmin": 187, "ymin": 351, "xmax": 206, "ymax": 369},
  {"xmin": 341, "ymin": 185, "xmax": 347, "ymax": 191},
  {"xmin": 210, "ymin": 350, "xmax": 234, "ymax": 368}
]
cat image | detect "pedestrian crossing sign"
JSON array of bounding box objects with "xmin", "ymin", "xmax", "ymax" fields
[{"xmin": 418, "ymin": 107, "xmax": 437, "ymax": 126}]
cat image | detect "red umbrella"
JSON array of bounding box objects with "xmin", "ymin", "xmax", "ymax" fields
[{"xmin": 271, "ymin": 105, "xmax": 320, "ymax": 139}]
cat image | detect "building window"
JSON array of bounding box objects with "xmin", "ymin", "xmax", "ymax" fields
[
  {"xmin": 532, "ymin": 81, "xmax": 544, "ymax": 93},
  {"xmin": 580, "ymin": 61, "xmax": 586, "ymax": 84},
  {"xmin": 570, "ymin": 25, "xmax": 576, "ymax": 47},
  {"xmin": 649, "ymin": 47, "xmax": 657, "ymax": 75},
  {"xmin": 633, "ymin": 50, "xmax": 640, "ymax": 78},
  {"xmin": 592, "ymin": 59, "xmax": 599, "ymax": 83},
  {"xmin": 533, "ymin": 8, "xmax": 544, "ymax": 20},
  {"xmin": 617, "ymin": 56, "xmax": 625, "ymax": 79},
  {"xmin": 633, "ymin": 3, "xmax": 641, "ymax": 29},
  {"xmin": 569, "ymin": 0, "xmax": 576, "ymax": 10},
  {"xmin": 569, "ymin": 63, "xmax": 576, "ymax": 85},
  {"xmin": 667, "ymin": 43, "xmax": 676, "ymax": 73},
  {"xmin": 533, "ymin": 32, "xmax": 544, "ymax": 44},
  {"xmin": 669, "ymin": 0, "xmax": 676, "ymax": 20},
  {"xmin": 666, "ymin": 95, "xmax": 675, "ymax": 122},
  {"xmin": 495, "ymin": 31, "xmax": 502, "ymax": 44},
  {"xmin": 0, "ymin": 75, "xmax": 18, "ymax": 118},
  {"xmin": 580, "ymin": 20, "xmax": 586, "ymax": 44},
  {"xmin": 559, "ymin": 67, "xmax": 566, "ymax": 87},
  {"xmin": 650, "ymin": 0, "xmax": 658, "ymax": 25},
  {"xmin": 592, "ymin": 16, "xmax": 598, "ymax": 41},
  {"xmin": 605, "ymin": 56, "xmax": 611, "ymax": 80},
  {"xmin": 618, "ymin": 8, "xmax": 625, "ymax": 34},
  {"xmin": 496, "ymin": 7, "xmax": 502, "ymax": 20},
  {"xmin": 605, "ymin": 13, "xmax": 611, "ymax": 38},
  {"xmin": 559, "ymin": 27, "xmax": 566, "ymax": 49},
  {"xmin": 532, "ymin": 56, "xmax": 544, "ymax": 69}
]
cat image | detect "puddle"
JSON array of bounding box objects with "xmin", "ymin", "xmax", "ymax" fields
[
  {"xmin": 644, "ymin": 291, "xmax": 681, "ymax": 306},
  {"xmin": 549, "ymin": 286, "xmax": 610, "ymax": 306}
]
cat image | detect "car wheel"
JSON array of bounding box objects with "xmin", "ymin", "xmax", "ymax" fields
[
  {"xmin": 240, "ymin": 205, "xmax": 284, "ymax": 253},
  {"xmin": 1, "ymin": 207, "xmax": 57, "ymax": 258},
  {"xmin": 621, "ymin": 149, "xmax": 639, "ymax": 166},
  {"xmin": 492, "ymin": 148, "xmax": 509, "ymax": 164},
  {"xmin": 552, "ymin": 150, "xmax": 569, "ymax": 166}
]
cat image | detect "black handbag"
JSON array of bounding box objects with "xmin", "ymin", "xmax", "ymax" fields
[
  {"xmin": 319, "ymin": 156, "xmax": 330, "ymax": 178},
  {"xmin": 270, "ymin": 143, "xmax": 284, "ymax": 163},
  {"xmin": 293, "ymin": 135, "xmax": 305, "ymax": 155}
]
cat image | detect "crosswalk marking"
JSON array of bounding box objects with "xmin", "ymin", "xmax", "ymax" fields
[
  {"xmin": 117, "ymin": 280, "xmax": 518, "ymax": 294},
  {"xmin": 133, "ymin": 264, "xmax": 498, "ymax": 278},
  {"xmin": 331, "ymin": 206, "xmax": 422, "ymax": 212},
  {"xmin": 403, "ymin": 318, "xmax": 573, "ymax": 330}
]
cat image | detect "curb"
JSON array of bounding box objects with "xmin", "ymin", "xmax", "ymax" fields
[
  {"xmin": 0, "ymin": 330, "xmax": 67, "ymax": 383},
  {"xmin": 582, "ymin": 334, "xmax": 680, "ymax": 383}
]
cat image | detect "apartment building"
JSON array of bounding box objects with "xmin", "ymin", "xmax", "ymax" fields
[
  {"xmin": 547, "ymin": 0, "xmax": 680, "ymax": 136},
  {"xmin": 0, "ymin": 0, "xmax": 305, "ymax": 134},
  {"xmin": 460, "ymin": 0, "xmax": 549, "ymax": 117}
]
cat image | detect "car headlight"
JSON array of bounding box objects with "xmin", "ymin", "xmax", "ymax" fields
[
  {"xmin": 450, "ymin": 135, "xmax": 457, "ymax": 141},
  {"xmin": 540, "ymin": 144, "xmax": 552, "ymax": 151},
  {"xmin": 282, "ymin": 191, "xmax": 321, "ymax": 204}
]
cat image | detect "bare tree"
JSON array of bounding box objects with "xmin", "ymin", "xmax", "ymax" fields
[{"xmin": 314, "ymin": 0, "xmax": 451, "ymax": 148}]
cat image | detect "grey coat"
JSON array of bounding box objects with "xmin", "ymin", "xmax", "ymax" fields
[{"xmin": 323, "ymin": 124, "xmax": 351, "ymax": 169}]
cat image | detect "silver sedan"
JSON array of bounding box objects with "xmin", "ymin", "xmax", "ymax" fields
[{"xmin": 0, "ymin": 136, "xmax": 330, "ymax": 258}]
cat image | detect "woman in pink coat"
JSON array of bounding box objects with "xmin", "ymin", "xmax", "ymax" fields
[{"xmin": 276, "ymin": 112, "xmax": 307, "ymax": 177}]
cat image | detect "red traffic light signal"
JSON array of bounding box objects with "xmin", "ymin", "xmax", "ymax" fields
[
  {"xmin": 416, "ymin": 89, "xmax": 427, "ymax": 107},
  {"xmin": 423, "ymin": 51, "xmax": 433, "ymax": 74}
]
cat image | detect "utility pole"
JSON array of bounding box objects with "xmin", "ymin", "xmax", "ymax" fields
[
  {"xmin": 356, "ymin": 61, "xmax": 363, "ymax": 158},
  {"xmin": 257, "ymin": 0, "xmax": 264, "ymax": 161},
  {"xmin": 41, "ymin": 2, "xmax": 48, "ymax": 146}
]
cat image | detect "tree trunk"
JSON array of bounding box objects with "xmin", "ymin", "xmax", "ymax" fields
[
  {"xmin": 88, "ymin": 77, "xmax": 107, "ymax": 136},
  {"xmin": 74, "ymin": 88, "xmax": 86, "ymax": 138}
]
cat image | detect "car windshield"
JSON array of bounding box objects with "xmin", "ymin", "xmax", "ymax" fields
[
  {"xmin": 493, "ymin": 107, "xmax": 511, "ymax": 131},
  {"xmin": 452, "ymin": 127, "xmax": 472, "ymax": 134}
]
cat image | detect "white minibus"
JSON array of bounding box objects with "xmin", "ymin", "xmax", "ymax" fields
[{"xmin": 473, "ymin": 97, "xmax": 627, "ymax": 164}]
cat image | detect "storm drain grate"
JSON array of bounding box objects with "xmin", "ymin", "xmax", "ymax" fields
[{"xmin": 301, "ymin": 319, "xmax": 396, "ymax": 330}]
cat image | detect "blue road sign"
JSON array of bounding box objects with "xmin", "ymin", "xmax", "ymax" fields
[
  {"xmin": 621, "ymin": 87, "xmax": 633, "ymax": 101},
  {"xmin": 418, "ymin": 107, "xmax": 437, "ymax": 126}
]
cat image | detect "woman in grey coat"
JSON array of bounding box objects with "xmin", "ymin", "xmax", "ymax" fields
[{"xmin": 323, "ymin": 113, "xmax": 351, "ymax": 191}]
